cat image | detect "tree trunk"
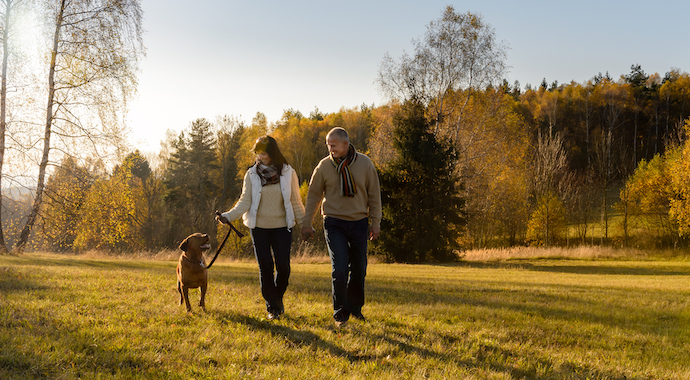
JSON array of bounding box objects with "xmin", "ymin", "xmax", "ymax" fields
[
  {"xmin": 585, "ymin": 102, "xmax": 590, "ymax": 171},
  {"xmin": 0, "ymin": 0, "xmax": 12, "ymax": 254},
  {"xmin": 545, "ymin": 200, "xmax": 550, "ymax": 247},
  {"xmin": 633, "ymin": 102, "xmax": 638, "ymax": 170},
  {"xmin": 655, "ymin": 108, "xmax": 659, "ymax": 155},
  {"xmin": 601, "ymin": 181, "xmax": 608, "ymax": 245},
  {"xmin": 14, "ymin": 0, "xmax": 65, "ymax": 253}
]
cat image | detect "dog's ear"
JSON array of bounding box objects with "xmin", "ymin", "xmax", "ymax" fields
[{"xmin": 179, "ymin": 237, "xmax": 189, "ymax": 251}]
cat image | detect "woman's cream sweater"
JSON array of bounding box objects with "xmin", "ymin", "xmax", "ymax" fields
[{"xmin": 221, "ymin": 164, "xmax": 305, "ymax": 230}]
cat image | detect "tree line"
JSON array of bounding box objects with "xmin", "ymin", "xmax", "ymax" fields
[
  {"xmin": 2, "ymin": 5, "xmax": 690, "ymax": 261},
  {"xmin": 18, "ymin": 63, "xmax": 690, "ymax": 259}
]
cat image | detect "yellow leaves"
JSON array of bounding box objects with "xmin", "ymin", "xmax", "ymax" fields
[
  {"xmin": 526, "ymin": 192, "xmax": 566, "ymax": 246},
  {"xmin": 622, "ymin": 118, "xmax": 690, "ymax": 237},
  {"xmin": 660, "ymin": 70, "xmax": 690, "ymax": 100},
  {"xmin": 668, "ymin": 119, "xmax": 690, "ymax": 236},
  {"xmin": 74, "ymin": 172, "xmax": 136, "ymax": 251},
  {"xmin": 625, "ymin": 154, "xmax": 671, "ymax": 215},
  {"xmin": 297, "ymin": 181, "xmax": 309, "ymax": 208}
]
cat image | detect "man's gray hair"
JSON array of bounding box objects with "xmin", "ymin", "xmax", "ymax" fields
[{"xmin": 327, "ymin": 127, "xmax": 350, "ymax": 142}]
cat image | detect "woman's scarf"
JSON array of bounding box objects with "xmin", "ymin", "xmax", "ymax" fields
[
  {"xmin": 256, "ymin": 162, "xmax": 280, "ymax": 186},
  {"xmin": 330, "ymin": 144, "xmax": 358, "ymax": 197}
]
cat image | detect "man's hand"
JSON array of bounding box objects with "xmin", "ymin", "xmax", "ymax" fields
[
  {"xmin": 301, "ymin": 226, "xmax": 315, "ymax": 240},
  {"xmin": 369, "ymin": 227, "xmax": 380, "ymax": 241}
]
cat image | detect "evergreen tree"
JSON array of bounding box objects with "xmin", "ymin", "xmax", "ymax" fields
[
  {"xmin": 375, "ymin": 101, "xmax": 465, "ymax": 263},
  {"xmin": 164, "ymin": 118, "xmax": 219, "ymax": 242},
  {"xmin": 215, "ymin": 116, "xmax": 245, "ymax": 208},
  {"xmin": 120, "ymin": 150, "xmax": 164, "ymax": 250}
]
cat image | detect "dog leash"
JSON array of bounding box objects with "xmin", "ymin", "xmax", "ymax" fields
[{"xmin": 206, "ymin": 211, "xmax": 244, "ymax": 269}]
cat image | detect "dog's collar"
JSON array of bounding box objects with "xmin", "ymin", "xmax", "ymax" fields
[{"xmin": 182, "ymin": 253, "xmax": 205, "ymax": 268}]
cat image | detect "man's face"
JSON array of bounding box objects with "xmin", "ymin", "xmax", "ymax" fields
[{"xmin": 326, "ymin": 135, "xmax": 349, "ymax": 159}]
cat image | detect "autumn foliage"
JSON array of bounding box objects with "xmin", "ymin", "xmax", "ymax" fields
[
  {"xmin": 6, "ymin": 67, "xmax": 685, "ymax": 258},
  {"xmin": 3, "ymin": 5, "xmax": 690, "ymax": 258}
]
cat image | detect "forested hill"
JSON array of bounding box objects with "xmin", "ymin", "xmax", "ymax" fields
[{"xmin": 20, "ymin": 66, "xmax": 690, "ymax": 257}]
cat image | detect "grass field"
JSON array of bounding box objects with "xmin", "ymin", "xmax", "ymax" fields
[{"xmin": 2, "ymin": 250, "xmax": 690, "ymax": 379}]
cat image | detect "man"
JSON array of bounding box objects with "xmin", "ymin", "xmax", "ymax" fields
[{"xmin": 302, "ymin": 127, "xmax": 381, "ymax": 327}]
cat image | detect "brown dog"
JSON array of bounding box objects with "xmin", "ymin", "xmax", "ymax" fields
[{"xmin": 176, "ymin": 233, "xmax": 211, "ymax": 312}]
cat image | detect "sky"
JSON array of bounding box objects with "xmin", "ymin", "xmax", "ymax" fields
[{"xmin": 127, "ymin": 0, "xmax": 690, "ymax": 152}]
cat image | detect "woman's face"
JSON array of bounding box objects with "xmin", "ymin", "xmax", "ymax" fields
[{"xmin": 256, "ymin": 151, "xmax": 271, "ymax": 165}]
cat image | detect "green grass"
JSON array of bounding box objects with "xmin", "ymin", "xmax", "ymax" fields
[{"xmin": 2, "ymin": 252, "xmax": 690, "ymax": 379}]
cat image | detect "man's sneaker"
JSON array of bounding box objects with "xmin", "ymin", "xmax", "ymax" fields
[
  {"xmin": 268, "ymin": 311, "xmax": 280, "ymax": 320},
  {"xmin": 334, "ymin": 319, "xmax": 348, "ymax": 328},
  {"xmin": 351, "ymin": 312, "xmax": 367, "ymax": 322}
]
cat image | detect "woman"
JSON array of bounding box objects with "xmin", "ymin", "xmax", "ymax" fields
[{"xmin": 217, "ymin": 136, "xmax": 305, "ymax": 320}]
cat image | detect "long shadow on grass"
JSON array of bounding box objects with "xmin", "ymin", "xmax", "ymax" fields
[
  {"xmin": 367, "ymin": 276, "xmax": 686, "ymax": 339},
  {"xmin": 211, "ymin": 310, "xmax": 367, "ymax": 361},
  {"xmin": 455, "ymin": 341, "xmax": 630, "ymax": 380},
  {"xmin": 213, "ymin": 311, "xmax": 452, "ymax": 366},
  {"xmin": 358, "ymin": 313, "xmax": 632, "ymax": 379},
  {"xmin": 4, "ymin": 254, "xmax": 176, "ymax": 273},
  {"xmin": 0, "ymin": 306, "xmax": 155, "ymax": 378},
  {"xmin": 0, "ymin": 266, "xmax": 50, "ymax": 294},
  {"xmin": 3, "ymin": 254, "xmax": 263, "ymax": 287},
  {"xmin": 209, "ymin": 309, "xmax": 631, "ymax": 379}
]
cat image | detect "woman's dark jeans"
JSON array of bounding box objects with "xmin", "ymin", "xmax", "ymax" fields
[
  {"xmin": 250, "ymin": 227, "xmax": 292, "ymax": 314},
  {"xmin": 324, "ymin": 217, "xmax": 368, "ymax": 322}
]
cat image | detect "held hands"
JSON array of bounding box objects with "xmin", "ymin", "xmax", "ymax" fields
[
  {"xmin": 369, "ymin": 227, "xmax": 380, "ymax": 241},
  {"xmin": 301, "ymin": 226, "xmax": 315, "ymax": 241}
]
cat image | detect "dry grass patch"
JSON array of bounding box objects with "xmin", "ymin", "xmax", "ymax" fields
[{"xmin": 460, "ymin": 245, "xmax": 673, "ymax": 261}]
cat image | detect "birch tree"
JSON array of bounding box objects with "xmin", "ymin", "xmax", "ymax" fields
[
  {"xmin": 376, "ymin": 6, "xmax": 515, "ymax": 245},
  {"xmin": 528, "ymin": 131, "xmax": 571, "ymax": 246},
  {"xmin": 0, "ymin": 0, "xmax": 26, "ymax": 253},
  {"xmin": 0, "ymin": 0, "xmax": 13, "ymax": 253},
  {"xmin": 594, "ymin": 79, "xmax": 629, "ymax": 242},
  {"xmin": 14, "ymin": 0, "xmax": 143, "ymax": 252},
  {"xmin": 377, "ymin": 5, "xmax": 507, "ymax": 142}
]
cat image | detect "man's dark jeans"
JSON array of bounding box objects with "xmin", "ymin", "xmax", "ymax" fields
[
  {"xmin": 250, "ymin": 227, "xmax": 292, "ymax": 314},
  {"xmin": 324, "ymin": 216, "xmax": 368, "ymax": 322}
]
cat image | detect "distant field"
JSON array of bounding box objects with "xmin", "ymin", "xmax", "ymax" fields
[{"xmin": 2, "ymin": 251, "xmax": 690, "ymax": 379}]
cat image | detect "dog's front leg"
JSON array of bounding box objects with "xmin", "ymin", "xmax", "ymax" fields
[
  {"xmin": 182, "ymin": 286, "xmax": 192, "ymax": 312},
  {"xmin": 199, "ymin": 284, "xmax": 207, "ymax": 311},
  {"xmin": 177, "ymin": 280, "xmax": 184, "ymax": 305}
]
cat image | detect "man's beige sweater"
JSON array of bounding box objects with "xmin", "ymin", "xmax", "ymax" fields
[{"xmin": 304, "ymin": 153, "xmax": 382, "ymax": 229}]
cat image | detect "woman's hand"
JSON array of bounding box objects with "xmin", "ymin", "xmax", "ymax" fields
[
  {"xmin": 215, "ymin": 210, "xmax": 229, "ymax": 225},
  {"xmin": 301, "ymin": 226, "xmax": 315, "ymax": 240}
]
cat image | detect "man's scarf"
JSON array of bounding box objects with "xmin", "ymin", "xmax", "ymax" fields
[
  {"xmin": 256, "ymin": 162, "xmax": 280, "ymax": 186},
  {"xmin": 330, "ymin": 144, "xmax": 358, "ymax": 197}
]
